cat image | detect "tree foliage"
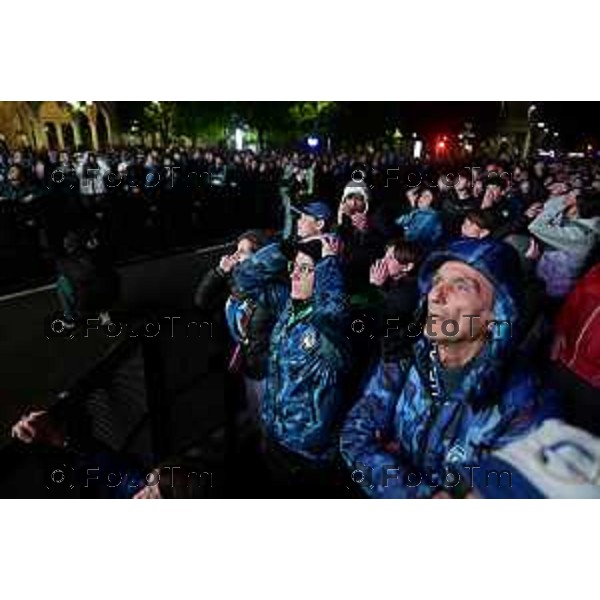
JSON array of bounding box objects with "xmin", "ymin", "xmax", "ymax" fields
[
  {"xmin": 288, "ymin": 101, "xmax": 337, "ymax": 132},
  {"xmin": 142, "ymin": 101, "xmax": 178, "ymax": 145}
]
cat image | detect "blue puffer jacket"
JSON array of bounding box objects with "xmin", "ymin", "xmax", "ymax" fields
[
  {"xmin": 396, "ymin": 208, "xmax": 444, "ymax": 247},
  {"xmin": 232, "ymin": 242, "xmax": 290, "ymax": 314},
  {"xmin": 234, "ymin": 242, "xmax": 351, "ymax": 463},
  {"xmin": 340, "ymin": 238, "xmax": 559, "ymax": 498}
]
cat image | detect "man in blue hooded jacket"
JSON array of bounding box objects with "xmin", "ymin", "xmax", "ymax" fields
[{"xmin": 340, "ymin": 238, "xmax": 558, "ymax": 498}]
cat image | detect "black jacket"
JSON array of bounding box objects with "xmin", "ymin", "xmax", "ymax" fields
[
  {"xmin": 375, "ymin": 275, "xmax": 420, "ymax": 362},
  {"xmin": 194, "ymin": 266, "xmax": 275, "ymax": 379},
  {"xmin": 441, "ymin": 192, "xmax": 479, "ymax": 238},
  {"xmin": 336, "ymin": 216, "xmax": 386, "ymax": 297}
]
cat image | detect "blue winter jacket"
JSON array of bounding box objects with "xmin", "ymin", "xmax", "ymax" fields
[
  {"xmin": 396, "ymin": 208, "xmax": 444, "ymax": 247},
  {"xmin": 340, "ymin": 238, "xmax": 558, "ymax": 498},
  {"xmin": 234, "ymin": 242, "xmax": 351, "ymax": 463}
]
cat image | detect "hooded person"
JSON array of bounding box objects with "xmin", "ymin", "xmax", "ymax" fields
[
  {"xmin": 339, "ymin": 180, "xmax": 372, "ymax": 217},
  {"xmin": 529, "ymin": 190, "xmax": 600, "ymax": 300},
  {"xmin": 340, "ymin": 238, "xmax": 559, "ymax": 499},
  {"xmin": 232, "ymin": 235, "xmax": 351, "ymax": 494},
  {"xmin": 335, "ymin": 179, "xmax": 386, "ymax": 299}
]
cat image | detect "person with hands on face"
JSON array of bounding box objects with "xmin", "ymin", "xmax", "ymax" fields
[
  {"xmin": 337, "ymin": 182, "xmax": 371, "ymax": 231},
  {"xmin": 194, "ymin": 230, "xmax": 277, "ymax": 439},
  {"xmin": 233, "ymin": 233, "xmax": 351, "ymax": 495},
  {"xmin": 335, "ymin": 181, "xmax": 385, "ymax": 298},
  {"xmin": 233, "ymin": 199, "xmax": 339, "ymax": 307},
  {"xmin": 368, "ymin": 257, "xmax": 388, "ymax": 288},
  {"xmin": 368, "ymin": 240, "xmax": 422, "ymax": 362},
  {"xmin": 488, "ymin": 194, "xmax": 544, "ymax": 242},
  {"xmin": 529, "ymin": 189, "xmax": 600, "ymax": 300}
]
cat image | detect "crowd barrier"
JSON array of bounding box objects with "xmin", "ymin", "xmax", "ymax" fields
[{"xmin": 0, "ymin": 309, "xmax": 226, "ymax": 498}]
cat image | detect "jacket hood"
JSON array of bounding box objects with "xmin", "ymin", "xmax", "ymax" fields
[
  {"xmin": 418, "ymin": 238, "xmax": 524, "ymax": 353},
  {"xmin": 342, "ymin": 180, "xmax": 371, "ymax": 207},
  {"xmin": 409, "ymin": 239, "xmax": 533, "ymax": 412}
]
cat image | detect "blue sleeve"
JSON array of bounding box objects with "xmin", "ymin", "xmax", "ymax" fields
[
  {"xmin": 395, "ymin": 214, "xmax": 409, "ymax": 227},
  {"xmin": 340, "ymin": 359, "xmax": 430, "ymax": 498},
  {"xmin": 312, "ymin": 255, "xmax": 347, "ymax": 327},
  {"xmin": 431, "ymin": 213, "xmax": 444, "ymax": 244},
  {"xmin": 233, "ymin": 242, "xmax": 289, "ymax": 313},
  {"xmin": 487, "ymin": 372, "xmax": 552, "ymax": 450}
]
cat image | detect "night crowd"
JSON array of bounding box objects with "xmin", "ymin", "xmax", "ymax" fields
[{"xmin": 6, "ymin": 142, "xmax": 600, "ymax": 499}]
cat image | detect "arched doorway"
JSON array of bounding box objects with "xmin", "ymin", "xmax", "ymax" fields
[
  {"xmin": 45, "ymin": 123, "xmax": 58, "ymax": 150},
  {"xmin": 62, "ymin": 123, "xmax": 75, "ymax": 150},
  {"xmin": 96, "ymin": 111, "xmax": 109, "ymax": 149},
  {"xmin": 78, "ymin": 116, "xmax": 93, "ymax": 150}
]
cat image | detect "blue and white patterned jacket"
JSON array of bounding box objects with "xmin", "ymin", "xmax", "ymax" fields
[
  {"xmin": 234, "ymin": 242, "xmax": 351, "ymax": 463},
  {"xmin": 396, "ymin": 208, "xmax": 444, "ymax": 248},
  {"xmin": 340, "ymin": 239, "xmax": 559, "ymax": 498}
]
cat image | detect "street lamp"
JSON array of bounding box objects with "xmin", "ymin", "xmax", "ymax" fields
[{"xmin": 307, "ymin": 135, "xmax": 319, "ymax": 149}]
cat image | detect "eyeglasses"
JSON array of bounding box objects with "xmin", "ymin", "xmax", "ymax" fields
[{"xmin": 288, "ymin": 261, "xmax": 315, "ymax": 276}]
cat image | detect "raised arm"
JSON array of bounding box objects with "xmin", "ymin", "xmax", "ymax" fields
[
  {"xmin": 193, "ymin": 267, "xmax": 231, "ymax": 313},
  {"xmin": 311, "ymin": 255, "xmax": 348, "ymax": 327},
  {"xmin": 529, "ymin": 196, "xmax": 594, "ymax": 253},
  {"xmin": 233, "ymin": 241, "xmax": 290, "ymax": 313}
]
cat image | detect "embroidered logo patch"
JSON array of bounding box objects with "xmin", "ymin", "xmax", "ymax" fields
[
  {"xmin": 446, "ymin": 444, "xmax": 466, "ymax": 464},
  {"xmin": 301, "ymin": 330, "xmax": 318, "ymax": 351}
]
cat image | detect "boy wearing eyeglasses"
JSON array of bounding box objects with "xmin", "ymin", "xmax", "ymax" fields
[{"xmin": 233, "ymin": 235, "xmax": 351, "ymax": 496}]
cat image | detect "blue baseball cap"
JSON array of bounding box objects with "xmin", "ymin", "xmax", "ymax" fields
[{"xmin": 291, "ymin": 200, "xmax": 332, "ymax": 223}]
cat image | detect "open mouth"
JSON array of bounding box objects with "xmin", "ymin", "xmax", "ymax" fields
[{"xmin": 428, "ymin": 313, "xmax": 446, "ymax": 320}]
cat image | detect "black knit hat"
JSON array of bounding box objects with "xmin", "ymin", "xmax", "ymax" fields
[{"xmin": 296, "ymin": 239, "xmax": 323, "ymax": 264}]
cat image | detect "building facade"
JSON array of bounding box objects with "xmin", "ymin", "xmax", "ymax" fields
[{"xmin": 0, "ymin": 101, "xmax": 118, "ymax": 151}]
